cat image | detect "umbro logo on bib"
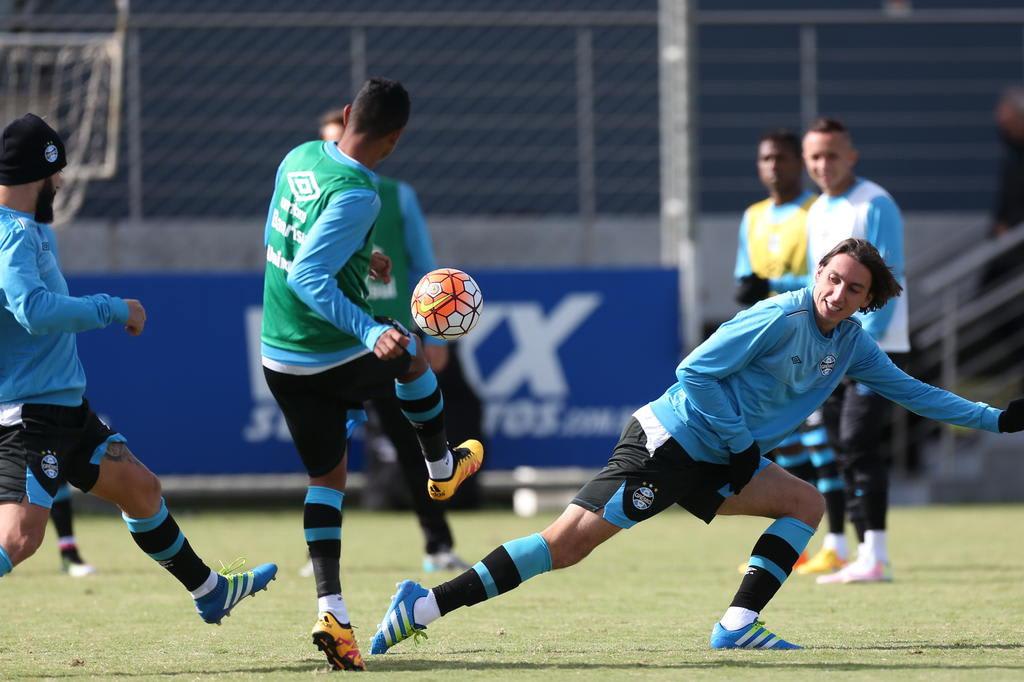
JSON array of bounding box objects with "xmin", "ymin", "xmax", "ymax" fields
[{"xmin": 287, "ymin": 171, "xmax": 322, "ymax": 202}]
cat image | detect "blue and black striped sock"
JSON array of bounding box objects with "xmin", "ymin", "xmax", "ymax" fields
[
  {"xmin": 123, "ymin": 498, "xmax": 211, "ymax": 591},
  {"xmin": 0, "ymin": 543, "xmax": 12, "ymax": 578},
  {"xmin": 811, "ymin": 447, "xmax": 846, "ymax": 535},
  {"xmin": 433, "ymin": 533, "xmax": 551, "ymax": 615},
  {"xmin": 731, "ymin": 517, "xmax": 814, "ymax": 612},
  {"xmin": 395, "ymin": 369, "xmax": 449, "ymax": 462},
  {"xmin": 304, "ymin": 486, "xmax": 343, "ymax": 598}
]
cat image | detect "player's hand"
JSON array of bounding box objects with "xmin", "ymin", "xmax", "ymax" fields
[
  {"xmin": 729, "ymin": 443, "xmax": 761, "ymax": 494},
  {"xmin": 369, "ymin": 252, "xmax": 392, "ymax": 283},
  {"xmin": 373, "ymin": 327, "xmax": 409, "ymax": 360},
  {"xmin": 998, "ymin": 398, "xmax": 1024, "ymax": 433},
  {"xmin": 124, "ymin": 299, "xmax": 146, "ymax": 336},
  {"xmin": 424, "ymin": 343, "xmax": 450, "ymax": 373},
  {"xmin": 735, "ymin": 275, "xmax": 770, "ymax": 306}
]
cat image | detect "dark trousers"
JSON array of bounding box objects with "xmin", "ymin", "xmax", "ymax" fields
[
  {"xmin": 822, "ymin": 353, "xmax": 908, "ymax": 538},
  {"xmin": 367, "ymin": 395, "xmax": 453, "ymax": 554}
]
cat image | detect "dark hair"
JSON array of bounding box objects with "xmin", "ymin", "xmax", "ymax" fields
[
  {"xmin": 349, "ymin": 77, "xmax": 410, "ymax": 139},
  {"xmin": 319, "ymin": 108, "xmax": 346, "ymax": 130},
  {"xmin": 807, "ymin": 116, "xmax": 850, "ymax": 137},
  {"xmin": 818, "ymin": 238, "xmax": 902, "ymax": 312},
  {"xmin": 758, "ymin": 129, "xmax": 801, "ymax": 159}
]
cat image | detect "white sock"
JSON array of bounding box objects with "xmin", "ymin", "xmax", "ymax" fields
[
  {"xmin": 719, "ymin": 606, "xmax": 758, "ymax": 631},
  {"xmin": 189, "ymin": 570, "xmax": 219, "ymax": 599},
  {"xmin": 822, "ymin": 532, "xmax": 848, "ymax": 559},
  {"xmin": 319, "ymin": 594, "xmax": 349, "ymax": 624},
  {"xmin": 412, "ymin": 589, "xmax": 441, "ymax": 626},
  {"xmin": 425, "ymin": 451, "xmax": 454, "ymax": 480},
  {"xmin": 864, "ymin": 530, "xmax": 888, "ymax": 564}
]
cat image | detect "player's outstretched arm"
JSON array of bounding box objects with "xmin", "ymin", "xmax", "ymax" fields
[
  {"xmin": 998, "ymin": 398, "xmax": 1024, "ymax": 433},
  {"xmin": 0, "ymin": 229, "xmax": 129, "ymax": 334}
]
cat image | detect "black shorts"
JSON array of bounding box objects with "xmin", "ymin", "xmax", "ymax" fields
[
  {"xmin": 572, "ymin": 412, "xmax": 770, "ymax": 526},
  {"xmin": 0, "ymin": 401, "xmax": 125, "ymax": 509},
  {"xmin": 264, "ymin": 351, "xmax": 412, "ymax": 477}
]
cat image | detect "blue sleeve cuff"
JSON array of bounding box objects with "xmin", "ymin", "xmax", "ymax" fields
[
  {"xmin": 362, "ymin": 323, "xmax": 392, "ymax": 352},
  {"xmin": 110, "ymin": 297, "xmax": 130, "ymax": 325}
]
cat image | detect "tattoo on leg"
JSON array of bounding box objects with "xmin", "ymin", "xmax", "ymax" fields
[{"xmin": 104, "ymin": 443, "xmax": 142, "ymax": 467}]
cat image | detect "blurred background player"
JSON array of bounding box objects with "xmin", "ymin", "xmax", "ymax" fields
[
  {"xmin": 0, "ymin": 113, "xmax": 277, "ymax": 623},
  {"xmin": 50, "ymin": 483, "xmax": 95, "ymax": 576},
  {"xmin": 304, "ymin": 109, "xmax": 476, "ymax": 575},
  {"xmin": 801, "ymin": 117, "xmax": 910, "ymax": 584},
  {"xmin": 733, "ymin": 130, "xmax": 846, "ymax": 573},
  {"xmin": 259, "ymin": 79, "xmax": 483, "ymax": 670}
]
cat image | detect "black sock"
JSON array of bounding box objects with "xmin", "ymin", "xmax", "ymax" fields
[
  {"xmin": 824, "ymin": 490, "xmax": 846, "ymax": 535},
  {"xmin": 50, "ymin": 499, "xmax": 84, "ymax": 563},
  {"xmin": 434, "ymin": 535, "xmax": 551, "ymax": 616},
  {"xmin": 731, "ymin": 518, "xmax": 813, "ymax": 613},
  {"xmin": 304, "ymin": 486, "xmax": 343, "ymax": 599},
  {"xmin": 396, "ymin": 370, "xmax": 450, "ymax": 462},
  {"xmin": 123, "ymin": 499, "xmax": 211, "ymax": 592}
]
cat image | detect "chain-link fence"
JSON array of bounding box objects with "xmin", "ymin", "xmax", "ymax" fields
[{"xmin": 6, "ymin": 1, "xmax": 1024, "ymax": 224}]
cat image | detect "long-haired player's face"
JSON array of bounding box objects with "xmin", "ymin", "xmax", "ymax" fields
[
  {"xmin": 813, "ymin": 253, "xmax": 873, "ymax": 330},
  {"xmin": 803, "ymin": 131, "xmax": 858, "ymax": 196}
]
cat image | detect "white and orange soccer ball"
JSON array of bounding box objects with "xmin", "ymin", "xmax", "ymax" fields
[{"xmin": 410, "ymin": 268, "xmax": 483, "ymax": 340}]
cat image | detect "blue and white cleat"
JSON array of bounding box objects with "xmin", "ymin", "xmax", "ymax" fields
[
  {"xmin": 710, "ymin": 619, "xmax": 801, "ymax": 650},
  {"xmin": 370, "ymin": 579, "xmax": 430, "ymax": 654},
  {"xmin": 194, "ymin": 562, "xmax": 278, "ymax": 625}
]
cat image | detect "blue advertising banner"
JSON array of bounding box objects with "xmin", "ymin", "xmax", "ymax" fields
[{"xmin": 69, "ymin": 269, "xmax": 681, "ymax": 475}]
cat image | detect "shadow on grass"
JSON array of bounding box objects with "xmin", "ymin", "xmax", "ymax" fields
[
  {"xmin": 7, "ymin": 662, "xmax": 322, "ymax": 679},
  {"xmin": 368, "ymin": 657, "xmax": 1024, "ymax": 674}
]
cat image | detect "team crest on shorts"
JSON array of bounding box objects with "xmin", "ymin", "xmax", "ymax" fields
[
  {"xmin": 819, "ymin": 354, "xmax": 837, "ymax": 376},
  {"xmin": 40, "ymin": 451, "xmax": 59, "ymax": 479},
  {"xmin": 632, "ymin": 485, "xmax": 655, "ymax": 511}
]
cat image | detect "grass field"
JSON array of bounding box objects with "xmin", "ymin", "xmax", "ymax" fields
[{"xmin": 2, "ymin": 504, "xmax": 1023, "ymax": 680}]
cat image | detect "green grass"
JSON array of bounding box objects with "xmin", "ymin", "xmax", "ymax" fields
[{"xmin": 2, "ymin": 505, "xmax": 1023, "ymax": 680}]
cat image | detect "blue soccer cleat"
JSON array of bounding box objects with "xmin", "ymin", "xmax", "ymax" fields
[
  {"xmin": 194, "ymin": 562, "xmax": 278, "ymax": 625},
  {"xmin": 710, "ymin": 619, "xmax": 801, "ymax": 650},
  {"xmin": 370, "ymin": 579, "xmax": 430, "ymax": 654}
]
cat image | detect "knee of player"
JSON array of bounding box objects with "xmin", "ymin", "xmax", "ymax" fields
[
  {"xmin": 544, "ymin": 533, "xmax": 590, "ymax": 570},
  {"xmin": 6, "ymin": 520, "xmax": 46, "ymax": 564},
  {"xmin": 795, "ymin": 481, "xmax": 825, "ymax": 525}
]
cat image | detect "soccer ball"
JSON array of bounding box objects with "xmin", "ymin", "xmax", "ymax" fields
[{"xmin": 410, "ymin": 268, "xmax": 483, "ymax": 340}]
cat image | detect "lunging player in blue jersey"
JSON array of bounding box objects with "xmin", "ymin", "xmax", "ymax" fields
[
  {"xmin": 369, "ymin": 237, "xmax": 1024, "ymax": 652},
  {"xmin": 0, "ymin": 114, "xmax": 277, "ymax": 624}
]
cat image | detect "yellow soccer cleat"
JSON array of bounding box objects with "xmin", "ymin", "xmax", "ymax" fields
[
  {"xmin": 312, "ymin": 612, "xmax": 366, "ymax": 671},
  {"xmin": 427, "ymin": 439, "xmax": 484, "ymax": 501},
  {"xmin": 794, "ymin": 547, "xmax": 847, "ymax": 576}
]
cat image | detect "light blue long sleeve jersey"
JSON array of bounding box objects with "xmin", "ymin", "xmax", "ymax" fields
[
  {"xmin": 0, "ymin": 206, "xmax": 129, "ymax": 406},
  {"xmin": 261, "ymin": 142, "xmax": 394, "ymax": 367},
  {"xmin": 805, "ymin": 178, "xmax": 908, "ymax": 352},
  {"xmin": 649, "ymin": 287, "xmax": 1001, "ymax": 464}
]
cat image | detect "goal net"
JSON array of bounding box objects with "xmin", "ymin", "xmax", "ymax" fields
[{"xmin": 0, "ymin": 5, "xmax": 126, "ymax": 225}]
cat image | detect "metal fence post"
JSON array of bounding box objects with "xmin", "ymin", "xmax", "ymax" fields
[
  {"xmin": 659, "ymin": 0, "xmax": 701, "ymax": 351},
  {"xmin": 576, "ymin": 26, "xmax": 596, "ymax": 265}
]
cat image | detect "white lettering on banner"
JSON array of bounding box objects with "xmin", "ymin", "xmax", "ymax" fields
[
  {"xmin": 458, "ymin": 293, "xmax": 639, "ymax": 439},
  {"xmin": 459, "ymin": 293, "xmax": 602, "ymax": 398}
]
